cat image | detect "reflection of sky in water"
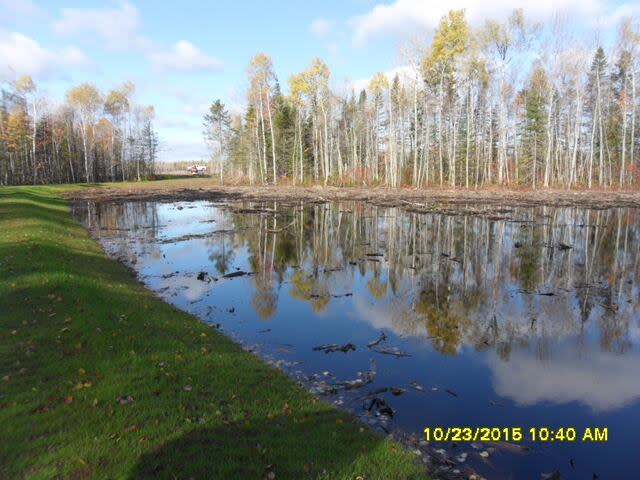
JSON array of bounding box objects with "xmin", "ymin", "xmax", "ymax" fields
[
  {"xmin": 488, "ymin": 347, "xmax": 640, "ymax": 411},
  {"xmin": 75, "ymin": 199, "xmax": 640, "ymax": 480}
]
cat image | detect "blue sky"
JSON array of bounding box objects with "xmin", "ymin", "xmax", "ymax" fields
[{"xmin": 1, "ymin": 0, "xmax": 638, "ymax": 162}]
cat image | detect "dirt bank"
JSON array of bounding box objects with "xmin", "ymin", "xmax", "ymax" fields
[{"xmin": 66, "ymin": 182, "xmax": 640, "ymax": 210}]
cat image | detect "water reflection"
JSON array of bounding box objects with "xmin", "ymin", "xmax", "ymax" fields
[
  {"xmin": 75, "ymin": 199, "xmax": 640, "ymax": 480},
  {"xmin": 488, "ymin": 346, "xmax": 640, "ymax": 411}
]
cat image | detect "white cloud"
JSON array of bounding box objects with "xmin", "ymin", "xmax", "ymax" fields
[
  {"xmin": 156, "ymin": 115, "xmax": 199, "ymax": 130},
  {"xmin": 349, "ymin": 0, "xmax": 640, "ymax": 46},
  {"xmin": 52, "ymin": 1, "xmax": 152, "ymax": 50},
  {"xmin": 345, "ymin": 64, "xmax": 419, "ymax": 94},
  {"xmin": 50, "ymin": 2, "xmax": 222, "ymax": 75},
  {"xmin": 181, "ymin": 101, "xmax": 210, "ymax": 115},
  {"xmin": 225, "ymin": 86, "xmax": 246, "ymax": 115},
  {"xmin": 150, "ymin": 41, "xmax": 222, "ymax": 73},
  {"xmin": 0, "ymin": 31, "xmax": 92, "ymax": 78},
  {"xmin": 162, "ymin": 86, "xmax": 211, "ymax": 115},
  {"xmin": 310, "ymin": 17, "xmax": 334, "ymax": 38},
  {"xmin": 596, "ymin": 2, "xmax": 640, "ymax": 29}
]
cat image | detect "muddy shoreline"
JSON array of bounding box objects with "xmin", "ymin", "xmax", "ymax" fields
[{"xmin": 66, "ymin": 184, "xmax": 640, "ymax": 210}]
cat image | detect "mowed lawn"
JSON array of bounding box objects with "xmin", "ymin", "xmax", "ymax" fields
[{"xmin": 0, "ymin": 185, "xmax": 425, "ymax": 480}]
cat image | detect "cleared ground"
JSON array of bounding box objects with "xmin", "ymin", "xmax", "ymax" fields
[{"xmin": 67, "ymin": 177, "xmax": 640, "ymax": 209}]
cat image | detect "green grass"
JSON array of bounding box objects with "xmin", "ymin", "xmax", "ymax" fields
[{"xmin": 0, "ymin": 185, "xmax": 425, "ymax": 480}]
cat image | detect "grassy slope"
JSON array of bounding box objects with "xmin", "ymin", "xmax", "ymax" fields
[{"xmin": 0, "ymin": 185, "xmax": 425, "ymax": 480}]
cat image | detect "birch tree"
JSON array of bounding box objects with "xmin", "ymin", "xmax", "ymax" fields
[
  {"xmin": 247, "ymin": 53, "xmax": 278, "ymax": 184},
  {"xmin": 66, "ymin": 83, "xmax": 102, "ymax": 182},
  {"xmin": 481, "ymin": 9, "xmax": 538, "ymax": 185}
]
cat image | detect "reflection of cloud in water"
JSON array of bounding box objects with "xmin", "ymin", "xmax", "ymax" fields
[
  {"xmin": 487, "ymin": 347, "xmax": 640, "ymax": 412},
  {"xmin": 351, "ymin": 295, "xmax": 430, "ymax": 338},
  {"xmin": 155, "ymin": 274, "xmax": 210, "ymax": 302}
]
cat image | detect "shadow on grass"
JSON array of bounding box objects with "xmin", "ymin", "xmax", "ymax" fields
[
  {"xmin": 131, "ymin": 411, "xmax": 389, "ymax": 480},
  {"xmin": 0, "ymin": 187, "xmax": 67, "ymax": 206}
]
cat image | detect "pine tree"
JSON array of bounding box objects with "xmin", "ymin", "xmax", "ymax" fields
[
  {"xmin": 523, "ymin": 66, "xmax": 549, "ymax": 187},
  {"xmin": 203, "ymin": 100, "xmax": 231, "ymax": 183}
]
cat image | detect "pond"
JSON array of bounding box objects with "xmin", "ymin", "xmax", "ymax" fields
[{"xmin": 73, "ymin": 199, "xmax": 640, "ymax": 480}]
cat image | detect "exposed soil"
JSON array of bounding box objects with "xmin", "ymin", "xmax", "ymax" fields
[{"xmin": 66, "ymin": 183, "xmax": 640, "ymax": 214}]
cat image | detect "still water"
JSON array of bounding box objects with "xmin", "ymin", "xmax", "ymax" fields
[{"xmin": 73, "ymin": 199, "xmax": 640, "ymax": 480}]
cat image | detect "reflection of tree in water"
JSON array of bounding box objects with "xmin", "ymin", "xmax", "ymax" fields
[
  {"xmin": 92, "ymin": 201, "xmax": 160, "ymax": 261},
  {"xmin": 414, "ymin": 285, "xmax": 468, "ymax": 355},
  {"xmin": 288, "ymin": 270, "xmax": 330, "ymax": 313},
  {"xmin": 93, "ymin": 200, "xmax": 640, "ymax": 358},
  {"xmin": 274, "ymin": 232, "xmax": 298, "ymax": 270},
  {"xmin": 512, "ymin": 242, "xmax": 540, "ymax": 291},
  {"xmin": 208, "ymin": 235, "xmax": 235, "ymax": 275},
  {"xmin": 231, "ymin": 202, "xmax": 639, "ymax": 356},
  {"xmin": 599, "ymin": 310, "xmax": 631, "ymax": 354},
  {"xmin": 251, "ymin": 280, "xmax": 278, "ymax": 320},
  {"xmin": 367, "ymin": 275, "xmax": 387, "ymax": 300}
]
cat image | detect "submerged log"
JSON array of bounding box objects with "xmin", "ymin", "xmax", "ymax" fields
[
  {"xmin": 370, "ymin": 345, "xmax": 411, "ymax": 357},
  {"xmin": 312, "ymin": 342, "xmax": 356, "ymax": 354},
  {"xmin": 222, "ymin": 270, "xmax": 256, "ymax": 278},
  {"xmin": 364, "ymin": 396, "xmax": 394, "ymax": 417},
  {"xmin": 367, "ymin": 332, "xmax": 387, "ymax": 348}
]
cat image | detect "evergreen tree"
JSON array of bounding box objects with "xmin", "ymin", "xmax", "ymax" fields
[
  {"xmin": 523, "ymin": 66, "xmax": 549, "ymax": 187},
  {"xmin": 203, "ymin": 99, "xmax": 231, "ymax": 183}
]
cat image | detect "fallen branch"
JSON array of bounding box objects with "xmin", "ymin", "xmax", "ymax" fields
[
  {"xmin": 367, "ymin": 332, "xmax": 387, "ymax": 348},
  {"xmin": 312, "ymin": 343, "xmax": 356, "ymax": 354},
  {"xmin": 266, "ymin": 220, "xmax": 295, "ymax": 233},
  {"xmin": 370, "ymin": 346, "xmax": 411, "ymax": 357}
]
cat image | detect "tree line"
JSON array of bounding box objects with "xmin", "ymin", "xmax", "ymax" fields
[
  {"xmin": 0, "ymin": 76, "xmax": 158, "ymax": 185},
  {"xmin": 204, "ymin": 10, "xmax": 640, "ymax": 189}
]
